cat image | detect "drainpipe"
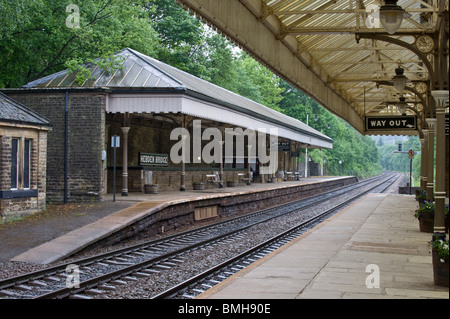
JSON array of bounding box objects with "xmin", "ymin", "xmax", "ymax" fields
[{"xmin": 64, "ymin": 92, "xmax": 69, "ymax": 204}]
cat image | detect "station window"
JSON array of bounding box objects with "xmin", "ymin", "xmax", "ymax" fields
[
  {"xmin": 24, "ymin": 139, "xmax": 31, "ymax": 189},
  {"xmin": 10, "ymin": 138, "xmax": 32, "ymax": 190},
  {"xmin": 11, "ymin": 138, "xmax": 19, "ymax": 189}
]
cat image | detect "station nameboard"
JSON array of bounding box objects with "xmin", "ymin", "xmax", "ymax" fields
[
  {"xmin": 139, "ymin": 153, "xmax": 169, "ymax": 167},
  {"xmin": 365, "ymin": 116, "xmax": 417, "ymax": 131}
]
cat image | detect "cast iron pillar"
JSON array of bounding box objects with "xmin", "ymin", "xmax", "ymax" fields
[
  {"xmin": 431, "ymin": 90, "xmax": 449, "ymax": 237},
  {"xmin": 425, "ymin": 118, "xmax": 436, "ymax": 202},
  {"xmin": 121, "ymin": 126, "xmax": 130, "ymax": 196}
]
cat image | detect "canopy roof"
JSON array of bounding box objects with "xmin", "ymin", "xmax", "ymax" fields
[
  {"xmin": 175, "ymin": 0, "xmax": 448, "ymax": 136},
  {"xmin": 22, "ymin": 48, "xmax": 333, "ymax": 149}
]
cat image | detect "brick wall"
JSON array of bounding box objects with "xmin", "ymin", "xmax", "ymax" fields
[{"xmin": 6, "ymin": 92, "xmax": 106, "ymax": 203}]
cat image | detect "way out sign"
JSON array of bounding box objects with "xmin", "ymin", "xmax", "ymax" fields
[{"xmin": 365, "ymin": 116, "xmax": 416, "ymax": 131}]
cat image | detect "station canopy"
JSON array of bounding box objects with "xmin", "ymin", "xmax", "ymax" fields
[
  {"xmin": 23, "ymin": 48, "xmax": 333, "ymax": 149},
  {"xmin": 174, "ymin": 0, "xmax": 446, "ymax": 136}
]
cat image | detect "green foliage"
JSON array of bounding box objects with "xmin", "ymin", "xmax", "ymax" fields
[
  {"xmin": 0, "ymin": 0, "xmax": 159, "ymax": 87},
  {"xmin": 377, "ymin": 136, "xmax": 421, "ymax": 185},
  {"xmin": 278, "ymin": 80, "xmax": 382, "ymax": 179},
  {"xmin": 430, "ymin": 235, "xmax": 449, "ymax": 260},
  {"xmin": 415, "ymin": 200, "xmax": 434, "ymax": 219}
]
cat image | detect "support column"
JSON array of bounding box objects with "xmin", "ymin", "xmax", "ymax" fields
[
  {"xmin": 421, "ymin": 129, "xmax": 429, "ymax": 191},
  {"xmin": 248, "ymin": 144, "xmax": 253, "ymax": 185},
  {"xmin": 431, "ymin": 90, "xmax": 449, "ymax": 237},
  {"xmin": 219, "ymin": 127, "xmax": 224, "ymax": 188},
  {"xmin": 180, "ymin": 115, "xmax": 186, "ymax": 192},
  {"xmin": 121, "ymin": 126, "xmax": 130, "ymax": 196},
  {"xmin": 419, "ymin": 135, "xmax": 427, "ymax": 190},
  {"xmin": 425, "ymin": 118, "xmax": 436, "ymax": 202}
]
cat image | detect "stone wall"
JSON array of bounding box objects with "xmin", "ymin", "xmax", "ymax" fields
[
  {"xmin": 0, "ymin": 126, "xmax": 48, "ymax": 220},
  {"xmin": 85, "ymin": 176, "xmax": 358, "ymax": 251},
  {"xmin": 6, "ymin": 92, "xmax": 106, "ymax": 203}
]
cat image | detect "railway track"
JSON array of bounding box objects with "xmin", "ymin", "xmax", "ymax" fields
[
  {"xmin": 0, "ymin": 173, "xmax": 400, "ymax": 299},
  {"xmin": 152, "ymin": 173, "xmax": 400, "ymax": 299}
]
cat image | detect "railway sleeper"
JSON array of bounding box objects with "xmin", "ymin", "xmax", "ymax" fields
[
  {"xmin": 105, "ymin": 260, "xmax": 134, "ymax": 266},
  {"xmin": 170, "ymin": 258, "xmax": 184, "ymax": 263},
  {"xmin": 98, "ymin": 284, "xmax": 116, "ymax": 291},
  {"xmin": 69, "ymin": 294, "xmax": 92, "ymax": 300},
  {"xmin": 29, "ymin": 280, "xmax": 48, "ymax": 287},
  {"xmin": 153, "ymin": 264, "xmax": 172, "ymax": 270},
  {"xmin": 43, "ymin": 276, "xmax": 61, "ymax": 282},
  {"xmin": 0, "ymin": 289, "xmax": 21, "ymax": 297},
  {"xmin": 14, "ymin": 284, "xmax": 33, "ymax": 291},
  {"xmin": 141, "ymin": 268, "xmax": 160, "ymax": 274},
  {"xmin": 122, "ymin": 276, "xmax": 138, "ymax": 282},
  {"xmin": 192, "ymin": 288, "xmax": 205, "ymax": 294},
  {"xmin": 84, "ymin": 288, "xmax": 105, "ymax": 296},
  {"xmin": 134, "ymin": 272, "xmax": 151, "ymax": 278}
]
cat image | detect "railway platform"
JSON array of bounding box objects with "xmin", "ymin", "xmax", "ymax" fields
[
  {"xmin": 3, "ymin": 176, "xmax": 353, "ymax": 264},
  {"xmin": 197, "ymin": 193, "xmax": 449, "ymax": 299}
]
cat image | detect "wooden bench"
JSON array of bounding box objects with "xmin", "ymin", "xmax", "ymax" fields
[
  {"xmin": 206, "ymin": 172, "xmax": 223, "ymax": 188},
  {"xmin": 238, "ymin": 172, "xmax": 252, "ymax": 185},
  {"xmin": 286, "ymin": 172, "xmax": 296, "ymax": 181}
]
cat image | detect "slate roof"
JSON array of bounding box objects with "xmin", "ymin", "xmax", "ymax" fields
[
  {"xmin": 22, "ymin": 48, "xmax": 331, "ymax": 146},
  {"xmin": 0, "ymin": 92, "xmax": 51, "ymax": 127}
]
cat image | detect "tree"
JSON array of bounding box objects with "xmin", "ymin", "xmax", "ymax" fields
[
  {"xmin": 278, "ymin": 80, "xmax": 381, "ymax": 179},
  {"xmin": 0, "ymin": 0, "xmax": 159, "ymax": 88}
]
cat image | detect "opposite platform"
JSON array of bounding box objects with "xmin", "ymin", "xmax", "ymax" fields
[
  {"xmin": 9, "ymin": 177, "xmax": 351, "ymax": 264},
  {"xmin": 197, "ymin": 194, "xmax": 449, "ymax": 299}
]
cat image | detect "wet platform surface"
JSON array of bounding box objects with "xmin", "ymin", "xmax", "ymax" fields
[
  {"xmin": 9, "ymin": 177, "xmax": 347, "ymax": 264},
  {"xmin": 197, "ymin": 193, "xmax": 449, "ymax": 299}
]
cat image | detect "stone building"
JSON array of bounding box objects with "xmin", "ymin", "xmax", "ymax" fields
[
  {"xmin": 0, "ymin": 92, "xmax": 51, "ymax": 221},
  {"xmin": 2, "ymin": 48, "xmax": 332, "ymax": 203}
]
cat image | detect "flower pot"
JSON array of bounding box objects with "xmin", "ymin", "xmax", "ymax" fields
[
  {"xmin": 227, "ymin": 181, "xmax": 236, "ymax": 187},
  {"xmin": 432, "ymin": 248, "xmax": 449, "ymax": 287},
  {"xmin": 144, "ymin": 184, "xmax": 159, "ymax": 194},
  {"xmin": 418, "ymin": 212, "xmax": 434, "ymax": 233},
  {"xmin": 193, "ymin": 182, "xmax": 205, "ymax": 190}
]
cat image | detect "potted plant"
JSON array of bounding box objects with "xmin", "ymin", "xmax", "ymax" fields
[
  {"xmin": 227, "ymin": 175, "xmax": 237, "ymax": 187},
  {"xmin": 414, "ymin": 200, "xmax": 435, "ymax": 233},
  {"xmin": 415, "ymin": 189, "xmax": 427, "ymax": 203},
  {"xmin": 430, "ymin": 235, "xmax": 449, "ymax": 287},
  {"xmin": 144, "ymin": 184, "xmax": 159, "ymax": 194},
  {"xmin": 144, "ymin": 171, "xmax": 159, "ymax": 194},
  {"xmin": 193, "ymin": 182, "xmax": 205, "ymax": 190},
  {"xmin": 192, "ymin": 176, "xmax": 205, "ymax": 190},
  {"xmin": 415, "ymin": 201, "xmax": 448, "ymax": 233}
]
